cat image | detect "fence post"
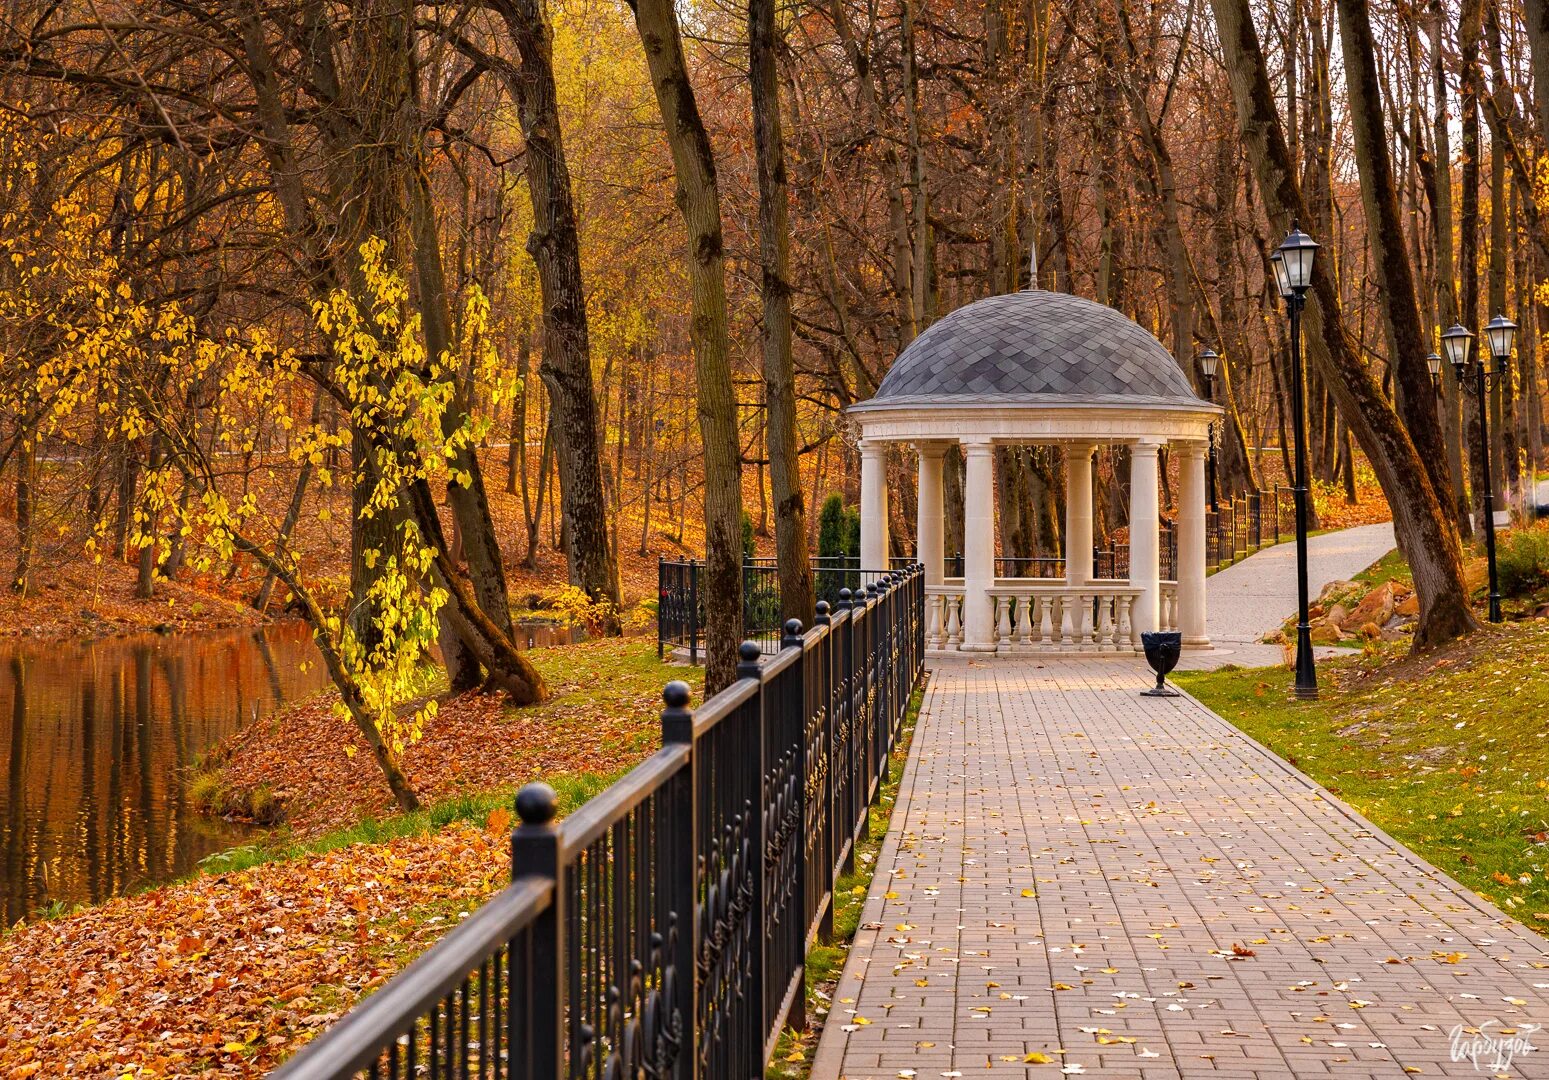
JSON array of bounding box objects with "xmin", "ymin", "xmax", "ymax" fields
[
  {"xmin": 837, "ymin": 589, "xmax": 857, "ymax": 874},
  {"xmin": 511, "ymin": 783, "xmax": 563, "ymax": 1080},
  {"xmin": 658, "ymin": 556, "xmax": 665, "ymax": 660},
  {"xmin": 659, "ymin": 682, "xmax": 698, "ymax": 1080},
  {"xmin": 866, "ymin": 581, "xmax": 885, "ymax": 799},
  {"xmin": 782, "ymin": 618, "xmax": 807, "ymax": 1034},
  {"xmin": 815, "ymin": 601, "xmax": 836, "ymax": 945},
  {"xmin": 736, "ymin": 640, "xmax": 769, "ymax": 1050},
  {"xmin": 688, "ymin": 560, "xmax": 700, "ymax": 665}
]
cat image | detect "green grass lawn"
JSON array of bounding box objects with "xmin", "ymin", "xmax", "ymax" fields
[{"xmin": 1175, "ymin": 619, "xmax": 1549, "ymax": 933}]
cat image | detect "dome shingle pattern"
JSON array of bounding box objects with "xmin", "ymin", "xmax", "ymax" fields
[{"xmin": 870, "ymin": 291, "xmax": 1200, "ymax": 406}]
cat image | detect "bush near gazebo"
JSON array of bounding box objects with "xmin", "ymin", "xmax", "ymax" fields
[{"xmin": 817, "ymin": 494, "xmax": 861, "ymax": 599}]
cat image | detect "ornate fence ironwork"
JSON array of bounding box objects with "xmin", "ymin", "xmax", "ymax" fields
[{"xmin": 272, "ymin": 567, "xmax": 925, "ymax": 1080}]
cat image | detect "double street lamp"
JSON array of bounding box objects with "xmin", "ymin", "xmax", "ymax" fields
[
  {"xmin": 1441, "ymin": 314, "xmax": 1517, "ymax": 623},
  {"xmin": 1270, "ymin": 222, "xmax": 1319, "ymax": 700}
]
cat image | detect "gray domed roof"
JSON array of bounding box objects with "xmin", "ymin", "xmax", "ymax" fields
[{"xmin": 862, "ymin": 291, "xmax": 1201, "ymax": 409}]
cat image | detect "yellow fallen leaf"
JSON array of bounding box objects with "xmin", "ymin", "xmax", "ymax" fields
[{"xmin": 1025, "ymin": 1052, "xmax": 1054, "ymax": 1064}]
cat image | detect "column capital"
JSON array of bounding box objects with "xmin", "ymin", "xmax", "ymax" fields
[
  {"xmin": 960, "ymin": 436, "xmax": 995, "ymax": 456},
  {"xmin": 915, "ymin": 440, "xmax": 951, "ymax": 459},
  {"xmin": 1064, "ymin": 439, "xmax": 1098, "ymax": 455},
  {"xmin": 1130, "ymin": 437, "xmax": 1165, "ymax": 457},
  {"xmin": 1172, "ymin": 440, "xmax": 1208, "ymax": 460},
  {"xmin": 858, "ymin": 437, "xmax": 889, "ymax": 456}
]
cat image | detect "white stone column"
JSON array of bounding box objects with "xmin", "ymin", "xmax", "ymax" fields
[
  {"xmin": 917, "ymin": 443, "xmax": 946, "ymax": 585},
  {"xmin": 1064, "ymin": 442, "xmax": 1095, "ymax": 586},
  {"xmin": 961, "ymin": 438, "xmax": 997, "ymax": 652},
  {"xmin": 1176, "ymin": 442, "xmax": 1210, "ymax": 647},
  {"xmin": 1128, "ymin": 439, "xmax": 1163, "ymax": 640},
  {"xmin": 859, "ymin": 439, "xmax": 889, "ymax": 570}
]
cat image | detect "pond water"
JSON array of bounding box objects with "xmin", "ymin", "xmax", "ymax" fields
[{"xmin": 0, "ymin": 617, "xmax": 587, "ymax": 924}]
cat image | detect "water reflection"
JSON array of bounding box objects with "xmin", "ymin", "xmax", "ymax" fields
[
  {"xmin": 0, "ymin": 622, "xmax": 328, "ymax": 925},
  {"xmin": 0, "ymin": 618, "xmax": 588, "ymax": 924}
]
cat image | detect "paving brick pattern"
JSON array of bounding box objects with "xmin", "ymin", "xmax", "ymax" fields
[
  {"xmin": 866, "ymin": 292, "xmax": 1201, "ymax": 407},
  {"xmin": 810, "ymin": 657, "xmax": 1549, "ymax": 1078}
]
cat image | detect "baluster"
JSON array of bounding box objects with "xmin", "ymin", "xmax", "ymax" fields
[
  {"xmin": 1116, "ymin": 595, "xmax": 1134, "ymax": 650},
  {"xmin": 1038, "ymin": 594, "xmax": 1053, "ymax": 648},
  {"xmin": 1017, "ymin": 595, "xmax": 1035, "ymax": 647},
  {"xmin": 1096, "ymin": 594, "xmax": 1115, "ymax": 652},
  {"xmin": 995, "ymin": 595, "xmax": 1012, "ymax": 651},
  {"xmin": 925, "ymin": 593, "xmax": 942, "ymax": 649},
  {"xmin": 945, "ymin": 593, "xmax": 962, "ymax": 649}
]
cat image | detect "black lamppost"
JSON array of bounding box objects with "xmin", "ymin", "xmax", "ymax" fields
[
  {"xmin": 1271, "ymin": 221, "xmax": 1319, "ymax": 700},
  {"xmin": 1197, "ymin": 347, "xmax": 1221, "ymax": 513},
  {"xmin": 1443, "ymin": 313, "xmax": 1516, "ymax": 623}
]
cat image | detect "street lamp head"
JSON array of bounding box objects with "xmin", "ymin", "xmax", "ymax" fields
[
  {"xmin": 1485, "ymin": 313, "xmax": 1517, "ymax": 374},
  {"xmin": 1426, "ymin": 351, "xmax": 1443, "ymax": 388},
  {"xmin": 1196, "ymin": 346, "xmax": 1219, "ymax": 380},
  {"xmin": 1277, "ymin": 222, "xmax": 1318, "ymax": 292},
  {"xmin": 1441, "ymin": 323, "xmax": 1474, "ymax": 375},
  {"xmin": 1269, "ymin": 252, "xmax": 1292, "ymax": 301}
]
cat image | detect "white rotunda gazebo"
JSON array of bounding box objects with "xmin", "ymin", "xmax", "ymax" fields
[{"xmin": 850, "ymin": 290, "xmax": 1221, "ymax": 656}]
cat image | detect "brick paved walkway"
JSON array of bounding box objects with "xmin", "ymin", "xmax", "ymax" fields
[{"xmin": 810, "ymin": 656, "xmax": 1549, "ymax": 1078}]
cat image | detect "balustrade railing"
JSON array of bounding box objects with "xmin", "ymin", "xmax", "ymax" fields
[{"xmin": 273, "ymin": 567, "xmax": 925, "ymax": 1080}]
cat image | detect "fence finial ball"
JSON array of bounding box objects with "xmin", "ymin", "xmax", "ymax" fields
[
  {"xmin": 662, "ymin": 680, "xmax": 692, "ymax": 710},
  {"xmin": 816, "ymin": 600, "xmax": 830, "ymax": 616},
  {"xmin": 784, "ymin": 618, "xmax": 804, "ymax": 639},
  {"xmin": 515, "ymin": 782, "xmax": 558, "ymax": 826},
  {"xmin": 739, "ymin": 640, "xmax": 763, "ymax": 664}
]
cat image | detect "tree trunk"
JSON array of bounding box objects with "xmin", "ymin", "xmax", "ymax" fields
[
  {"xmin": 493, "ymin": 0, "xmax": 622, "ymax": 624},
  {"xmin": 11, "ymin": 428, "xmax": 33, "ymax": 596},
  {"xmin": 1335, "ymin": 0, "xmax": 1454, "ymax": 508},
  {"xmin": 1486, "ymin": 6, "xmax": 1518, "ymax": 501},
  {"xmin": 1523, "ymin": 0, "xmax": 1549, "ymax": 138},
  {"xmin": 1425, "ymin": 0, "xmax": 1470, "ymax": 532},
  {"xmin": 1459, "ymin": 0, "xmax": 1487, "ymax": 532},
  {"xmin": 230, "ymin": 533, "xmax": 420, "ymax": 812},
  {"xmin": 749, "ymin": 0, "xmax": 814, "ymax": 627},
  {"xmin": 629, "ymin": 0, "xmax": 745, "ymax": 691},
  {"xmin": 1209, "ymin": 0, "xmax": 1477, "ymax": 649}
]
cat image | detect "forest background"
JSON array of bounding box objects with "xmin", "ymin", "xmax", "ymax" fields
[{"xmin": 0, "ymin": 0, "xmax": 1543, "ymax": 803}]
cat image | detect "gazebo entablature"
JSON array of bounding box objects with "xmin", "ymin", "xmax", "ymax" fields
[{"xmin": 848, "ymin": 290, "xmax": 1223, "ymax": 658}]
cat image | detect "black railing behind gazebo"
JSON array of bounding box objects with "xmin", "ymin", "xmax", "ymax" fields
[{"xmin": 659, "ymin": 555, "xmax": 908, "ymax": 658}]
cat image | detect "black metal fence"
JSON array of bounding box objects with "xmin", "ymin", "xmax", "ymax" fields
[
  {"xmin": 1208, "ymin": 487, "xmax": 1292, "ymax": 572},
  {"xmin": 660, "ymin": 556, "xmax": 903, "ymax": 658},
  {"xmin": 272, "ymin": 567, "xmax": 925, "ymax": 1080}
]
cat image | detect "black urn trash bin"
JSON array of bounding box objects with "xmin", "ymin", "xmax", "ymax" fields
[{"xmin": 1140, "ymin": 631, "xmax": 1182, "ymax": 697}]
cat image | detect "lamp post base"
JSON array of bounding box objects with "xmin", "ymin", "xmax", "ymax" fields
[{"xmin": 1293, "ymin": 623, "xmax": 1318, "ymax": 700}]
